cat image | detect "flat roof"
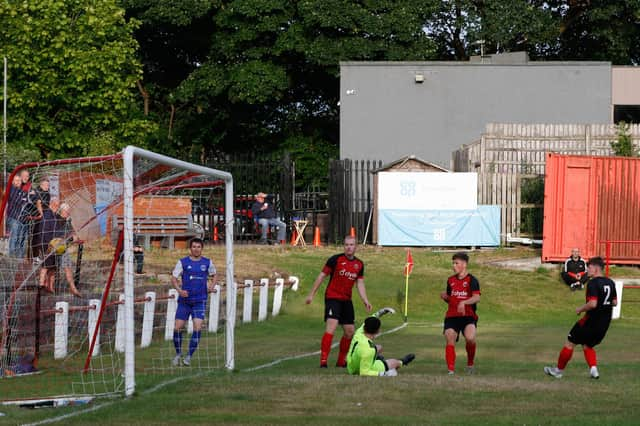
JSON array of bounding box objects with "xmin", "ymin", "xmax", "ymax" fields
[{"xmin": 340, "ymin": 61, "xmax": 611, "ymax": 67}]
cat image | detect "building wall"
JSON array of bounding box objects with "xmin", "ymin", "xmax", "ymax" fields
[
  {"xmin": 612, "ymin": 66, "xmax": 640, "ymax": 105},
  {"xmin": 340, "ymin": 62, "xmax": 612, "ymax": 168}
]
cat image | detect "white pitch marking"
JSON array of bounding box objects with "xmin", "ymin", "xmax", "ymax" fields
[{"xmin": 22, "ymin": 322, "xmax": 408, "ymax": 424}]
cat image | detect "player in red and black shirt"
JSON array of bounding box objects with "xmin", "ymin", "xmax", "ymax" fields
[
  {"xmin": 305, "ymin": 235, "xmax": 372, "ymax": 368},
  {"xmin": 545, "ymin": 256, "xmax": 617, "ymax": 379},
  {"xmin": 440, "ymin": 252, "xmax": 481, "ymax": 375}
]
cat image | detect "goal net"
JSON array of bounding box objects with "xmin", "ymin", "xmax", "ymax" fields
[{"xmin": 0, "ymin": 146, "xmax": 235, "ymax": 400}]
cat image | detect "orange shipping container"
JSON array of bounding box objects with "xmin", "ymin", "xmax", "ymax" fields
[{"xmin": 542, "ymin": 153, "xmax": 640, "ymax": 265}]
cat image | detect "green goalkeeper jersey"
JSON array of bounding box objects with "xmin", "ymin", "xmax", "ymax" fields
[{"xmin": 346, "ymin": 319, "xmax": 385, "ymax": 376}]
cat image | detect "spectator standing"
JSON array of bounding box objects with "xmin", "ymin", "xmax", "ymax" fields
[
  {"xmin": 36, "ymin": 200, "xmax": 80, "ymax": 296},
  {"xmin": 19, "ymin": 169, "xmax": 31, "ymax": 192},
  {"xmin": 26, "ymin": 176, "xmax": 50, "ymax": 259},
  {"xmin": 7, "ymin": 175, "xmax": 28, "ymax": 257}
]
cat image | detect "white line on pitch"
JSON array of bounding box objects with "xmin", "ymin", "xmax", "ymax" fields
[
  {"xmin": 243, "ymin": 322, "xmax": 408, "ymax": 372},
  {"xmin": 21, "ymin": 322, "xmax": 408, "ymax": 425}
]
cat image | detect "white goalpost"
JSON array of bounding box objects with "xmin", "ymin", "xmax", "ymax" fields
[
  {"xmin": 0, "ymin": 146, "xmax": 236, "ymax": 401},
  {"xmin": 121, "ymin": 146, "xmax": 236, "ymax": 396}
]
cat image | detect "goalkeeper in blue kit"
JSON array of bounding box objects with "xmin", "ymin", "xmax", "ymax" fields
[{"xmin": 346, "ymin": 307, "xmax": 415, "ymax": 376}]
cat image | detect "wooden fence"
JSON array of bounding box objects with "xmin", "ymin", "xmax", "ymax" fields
[
  {"xmin": 478, "ymin": 172, "xmax": 542, "ymax": 241},
  {"xmin": 450, "ymin": 123, "xmax": 640, "ymax": 241},
  {"xmin": 329, "ymin": 159, "xmax": 382, "ymax": 244},
  {"xmin": 453, "ymin": 123, "xmax": 640, "ymax": 174}
]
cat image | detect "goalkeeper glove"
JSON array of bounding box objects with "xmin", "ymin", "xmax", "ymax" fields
[{"xmin": 374, "ymin": 307, "xmax": 396, "ymax": 318}]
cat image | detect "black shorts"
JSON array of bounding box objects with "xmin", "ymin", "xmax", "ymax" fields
[
  {"xmin": 324, "ymin": 299, "xmax": 355, "ymax": 325},
  {"xmin": 443, "ymin": 316, "xmax": 477, "ymax": 336},
  {"xmin": 376, "ymin": 354, "xmax": 389, "ymax": 371},
  {"xmin": 568, "ymin": 318, "xmax": 611, "ymax": 348}
]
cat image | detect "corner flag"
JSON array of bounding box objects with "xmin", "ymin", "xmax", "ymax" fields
[
  {"xmin": 403, "ymin": 249, "xmax": 414, "ymax": 276},
  {"xmin": 403, "ymin": 249, "xmax": 414, "ymax": 322}
]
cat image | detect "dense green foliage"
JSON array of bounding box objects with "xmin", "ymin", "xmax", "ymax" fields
[
  {"xmin": 0, "ymin": 0, "xmax": 156, "ymax": 159},
  {"xmin": 612, "ymin": 121, "xmax": 638, "ymax": 157},
  {"xmin": 1, "ymin": 0, "xmax": 639, "ymax": 179}
]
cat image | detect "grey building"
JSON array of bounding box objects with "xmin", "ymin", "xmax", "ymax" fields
[{"xmin": 340, "ymin": 56, "xmax": 613, "ymax": 168}]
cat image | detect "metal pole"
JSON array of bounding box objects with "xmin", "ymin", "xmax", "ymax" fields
[
  {"xmin": 3, "ymin": 57, "xmax": 7, "ymax": 235},
  {"xmin": 123, "ymin": 148, "xmax": 135, "ymax": 397},
  {"xmin": 605, "ymin": 241, "xmax": 611, "ymax": 277}
]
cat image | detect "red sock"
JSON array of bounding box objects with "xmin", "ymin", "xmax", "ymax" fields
[
  {"xmin": 583, "ymin": 347, "xmax": 597, "ymax": 368},
  {"xmin": 336, "ymin": 336, "xmax": 352, "ymax": 366},
  {"xmin": 320, "ymin": 332, "xmax": 333, "ymax": 365},
  {"xmin": 445, "ymin": 345, "xmax": 456, "ymax": 371},
  {"xmin": 465, "ymin": 341, "xmax": 476, "ymax": 366},
  {"xmin": 557, "ymin": 346, "xmax": 574, "ymax": 370}
]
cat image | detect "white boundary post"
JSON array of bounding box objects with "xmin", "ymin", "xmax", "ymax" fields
[
  {"xmin": 115, "ymin": 293, "xmax": 125, "ymax": 352},
  {"xmin": 289, "ymin": 276, "xmax": 299, "ymax": 291},
  {"xmin": 613, "ymin": 280, "xmax": 624, "ymax": 320},
  {"xmin": 208, "ymin": 284, "xmax": 221, "ymax": 333},
  {"xmin": 88, "ymin": 299, "xmax": 101, "ymax": 356},
  {"xmin": 258, "ymin": 278, "xmax": 269, "ymax": 321},
  {"xmin": 272, "ymin": 278, "xmax": 284, "ymax": 317},
  {"xmin": 243, "ymin": 280, "xmax": 253, "ymax": 323},
  {"xmin": 54, "ymin": 301, "xmax": 68, "ymax": 359},
  {"xmin": 140, "ymin": 291, "xmax": 156, "ymax": 348},
  {"xmin": 124, "ymin": 146, "xmax": 236, "ymax": 396},
  {"xmin": 165, "ymin": 289, "xmax": 178, "ymax": 340}
]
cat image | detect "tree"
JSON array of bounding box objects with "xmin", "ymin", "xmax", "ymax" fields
[
  {"xmin": 552, "ymin": 0, "xmax": 640, "ymax": 65},
  {"xmin": 125, "ymin": 0, "xmax": 438, "ymax": 186},
  {"xmin": 427, "ymin": 1, "xmax": 559, "ymax": 60},
  {"xmin": 0, "ymin": 0, "xmax": 156, "ymax": 159}
]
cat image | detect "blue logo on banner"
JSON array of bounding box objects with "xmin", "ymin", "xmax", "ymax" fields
[{"xmin": 399, "ymin": 181, "xmax": 416, "ymax": 197}]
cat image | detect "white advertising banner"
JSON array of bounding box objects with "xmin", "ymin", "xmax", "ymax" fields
[
  {"xmin": 378, "ymin": 172, "xmax": 477, "ymax": 211},
  {"xmin": 96, "ymin": 179, "xmax": 123, "ymax": 205}
]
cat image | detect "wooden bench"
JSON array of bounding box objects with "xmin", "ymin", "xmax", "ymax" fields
[{"xmin": 112, "ymin": 215, "xmax": 204, "ymax": 249}]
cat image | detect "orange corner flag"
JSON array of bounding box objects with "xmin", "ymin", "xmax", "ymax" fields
[{"xmin": 403, "ymin": 249, "xmax": 414, "ymax": 277}]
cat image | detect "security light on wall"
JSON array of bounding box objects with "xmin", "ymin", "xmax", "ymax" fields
[{"xmin": 414, "ymin": 73, "xmax": 424, "ymax": 83}]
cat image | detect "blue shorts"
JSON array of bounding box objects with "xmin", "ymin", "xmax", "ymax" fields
[{"xmin": 176, "ymin": 300, "xmax": 207, "ymax": 321}]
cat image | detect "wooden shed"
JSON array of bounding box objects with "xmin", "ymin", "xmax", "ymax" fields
[{"xmin": 371, "ymin": 156, "xmax": 449, "ymax": 244}]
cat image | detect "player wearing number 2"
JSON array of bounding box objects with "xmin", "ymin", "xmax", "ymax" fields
[
  {"xmin": 545, "ymin": 256, "xmax": 617, "ymax": 379},
  {"xmin": 440, "ymin": 252, "xmax": 481, "ymax": 375}
]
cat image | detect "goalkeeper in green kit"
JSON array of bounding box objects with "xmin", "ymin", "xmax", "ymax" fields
[{"xmin": 347, "ymin": 307, "xmax": 415, "ymax": 376}]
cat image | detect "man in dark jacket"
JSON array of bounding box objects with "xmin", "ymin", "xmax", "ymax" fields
[
  {"xmin": 251, "ymin": 192, "xmax": 286, "ymax": 244},
  {"xmin": 561, "ymin": 248, "xmax": 589, "ymax": 291}
]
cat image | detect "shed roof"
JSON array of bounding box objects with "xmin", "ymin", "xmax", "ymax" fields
[{"xmin": 372, "ymin": 155, "xmax": 450, "ymax": 173}]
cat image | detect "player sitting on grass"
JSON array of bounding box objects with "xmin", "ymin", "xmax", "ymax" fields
[{"xmin": 346, "ymin": 307, "xmax": 415, "ymax": 376}]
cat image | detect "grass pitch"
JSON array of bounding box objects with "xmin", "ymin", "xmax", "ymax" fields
[{"xmin": 2, "ymin": 245, "xmax": 639, "ymax": 425}]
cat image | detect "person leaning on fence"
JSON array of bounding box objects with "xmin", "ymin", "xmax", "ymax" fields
[
  {"xmin": 27, "ymin": 176, "xmax": 51, "ymax": 258},
  {"xmin": 561, "ymin": 248, "xmax": 589, "ymax": 291},
  {"xmin": 55, "ymin": 203, "xmax": 81, "ymax": 297},
  {"xmin": 171, "ymin": 237, "xmax": 217, "ymax": 367},
  {"xmin": 251, "ymin": 192, "xmax": 286, "ymax": 244},
  {"xmin": 37, "ymin": 199, "xmax": 81, "ymax": 297}
]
